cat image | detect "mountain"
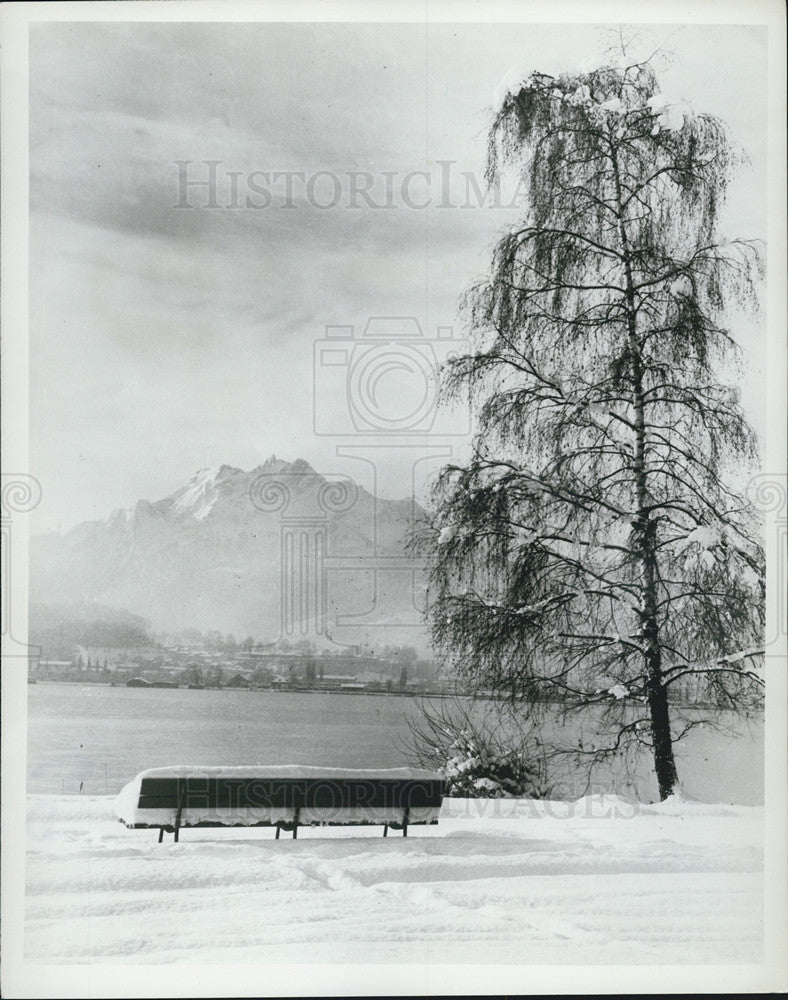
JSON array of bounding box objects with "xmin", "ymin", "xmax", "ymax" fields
[{"xmin": 30, "ymin": 458, "xmax": 429, "ymax": 649}]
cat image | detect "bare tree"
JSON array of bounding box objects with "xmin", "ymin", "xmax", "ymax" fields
[{"xmin": 421, "ymin": 58, "xmax": 764, "ymax": 800}]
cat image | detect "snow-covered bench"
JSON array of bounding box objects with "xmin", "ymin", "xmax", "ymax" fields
[{"xmin": 115, "ymin": 765, "xmax": 444, "ymax": 842}]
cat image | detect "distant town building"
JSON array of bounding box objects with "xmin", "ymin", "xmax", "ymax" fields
[{"xmin": 319, "ymin": 674, "xmax": 358, "ymax": 688}]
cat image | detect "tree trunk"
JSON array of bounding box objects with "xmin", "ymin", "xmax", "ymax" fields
[
  {"xmin": 646, "ymin": 649, "xmax": 679, "ymax": 799},
  {"xmin": 612, "ymin": 149, "xmax": 679, "ymax": 800}
]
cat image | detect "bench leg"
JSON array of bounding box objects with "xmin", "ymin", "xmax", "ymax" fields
[
  {"xmin": 383, "ymin": 824, "xmax": 388, "ymax": 838},
  {"xmin": 403, "ymin": 807, "xmax": 409, "ymax": 838},
  {"xmin": 275, "ymin": 825, "xmax": 281, "ymax": 840},
  {"xmin": 174, "ymin": 784, "xmax": 185, "ymax": 844},
  {"xmin": 158, "ymin": 828, "xmax": 164, "ymax": 844},
  {"xmin": 293, "ymin": 806, "xmax": 300, "ymax": 840}
]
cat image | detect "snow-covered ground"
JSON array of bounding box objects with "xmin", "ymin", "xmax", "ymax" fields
[{"xmin": 25, "ymin": 792, "xmax": 763, "ymax": 965}]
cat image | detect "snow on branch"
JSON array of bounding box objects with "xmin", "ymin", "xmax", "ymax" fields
[{"xmin": 663, "ymin": 648, "xmax": 765, "ymax": 689}]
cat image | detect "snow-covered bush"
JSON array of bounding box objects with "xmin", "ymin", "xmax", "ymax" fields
[
  {"xmin": 442, "ymin": 729, "xmax": 548, "ymax": 798},
  {"xmin": 403, "ymin": 697, "xmax": 553, "ymax": 798}
]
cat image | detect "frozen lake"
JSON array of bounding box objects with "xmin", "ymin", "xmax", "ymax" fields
[{"xmin": 26, "ymin": 682, "xmax": 764, "ymax": 803}]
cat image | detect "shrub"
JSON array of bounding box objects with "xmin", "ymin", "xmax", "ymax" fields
[{"xmin": 403, "ymin": 696, "xmax": 554, "ymax": 798}]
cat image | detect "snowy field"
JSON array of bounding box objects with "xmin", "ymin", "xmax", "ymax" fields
[{"xmin": 24, "ymin": 792, "xmax": 763, "ymax": 966}]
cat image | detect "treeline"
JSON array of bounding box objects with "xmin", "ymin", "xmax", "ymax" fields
[{"xmin": 30, "ymin": 602, "xmax": 152, "ymax": 650}]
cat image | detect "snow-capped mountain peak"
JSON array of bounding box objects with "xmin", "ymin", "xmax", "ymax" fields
[{"xmin": 31, "ymin": 458, "xmax": 425, "ymax": 642}]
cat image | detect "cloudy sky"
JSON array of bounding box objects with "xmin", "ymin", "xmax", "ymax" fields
[{"xmin": 29, "ymin": 20, "xmax": 767, "ymax": 531}]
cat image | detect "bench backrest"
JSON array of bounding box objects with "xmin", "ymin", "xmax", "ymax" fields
[{"xmin": 137, "ymin": 775, "xmax": 444, "ymax": 812}]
